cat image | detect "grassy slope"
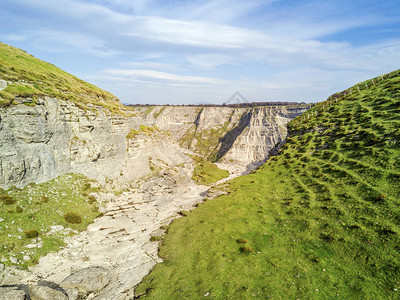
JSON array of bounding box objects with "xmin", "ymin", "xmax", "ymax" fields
[
  {"xmin": 0, "ymin": 174, "xmax": 101, "ymax": 268},
  {"xmin": 0, "ymin": 42, "xmax": 127, "ymax": 113},
  {"xmin": 135, "ymin": 70, "xmax": 400, "ymax": 299},
  {"xmin": 191, "ymin": 156, "xmax": 229, "ymax": 185}
]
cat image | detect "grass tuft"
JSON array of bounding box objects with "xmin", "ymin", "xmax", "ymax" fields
[
  {"xmin": 24, "ymin": 230, "xmax": 39, "ymax": 239},
  {"xmin": 240, "ymin": 246, "xmax": 254, "ymax": 254},
  {"xmin": 64, "ymin": 212, "xmax": 82, "ymax": 224}
]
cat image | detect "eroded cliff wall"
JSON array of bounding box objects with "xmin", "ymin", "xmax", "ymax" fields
[
  {"xmin": 0, "ymin": 97, "xmax": 189, "ymax": 189},
  {"xmin": 1, "ymin": 98, "xmax": 309, "ymax": 189},
  {"xmin": 135, "ymin": 105, "xmax": 309, "ymax": 167}
]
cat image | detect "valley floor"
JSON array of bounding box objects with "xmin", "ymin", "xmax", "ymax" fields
[{"xmin": 16, "ymin": 160, "xmax": 248, "ymax": 299}]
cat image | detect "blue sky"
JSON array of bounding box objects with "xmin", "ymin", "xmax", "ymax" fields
[{"xmin": 1, "ymin": 0, "xmax": 400, "ymax": 105}]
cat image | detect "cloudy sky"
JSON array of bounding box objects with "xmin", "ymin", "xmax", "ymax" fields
[{"xmin": 1, "ymin": 0, "xmax": 400, "ymax": 105}]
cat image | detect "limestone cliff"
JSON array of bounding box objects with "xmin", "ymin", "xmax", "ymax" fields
[
  {"xmin": 135, "ymin": 105, "xmax": 309, "ymax": 167},
  {"xmin": 0, "ymin": 97, "xmax": 191, "ymax": 189}
]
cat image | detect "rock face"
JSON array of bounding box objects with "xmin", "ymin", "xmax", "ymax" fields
[
  {"xmin": 0, "ymin": 97, "xmax": 308, "ymax": 189},
  {"xmin": 0, "ymin": 97, "xmax": 145, "ymax": 189},
  {"xmin": 29, "ymin": 285, "xmax": 68, "ymax": 300},
  {"xmin": 60, "ymin": 266, "xmax": 110, "ymax": 292},
  {"xmin": 135, "ymin": 105, "xmax": 309, "ymax": 167}
]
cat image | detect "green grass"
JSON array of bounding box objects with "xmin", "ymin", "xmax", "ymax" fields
[
  {"xmin": 191, "ymin": 156, "xmax": 229, "ymax": 185},
  {"xmin": 0, "ymin": 174, "xmax": 101, "ymax": 269},
  {"xmin": 126, "ymin": 125, "xmax": 159, "ymax": 139},
  {"xmin": 135, "ymin": 70, "xmax": 400, "ymax": 299},
  {"xmin": 153, "ymin": 106, "xmax": 166, "ymax": 119},
  {"xmin": 0, "ymin": 42, "xmax": 132, "ymax": 114}
]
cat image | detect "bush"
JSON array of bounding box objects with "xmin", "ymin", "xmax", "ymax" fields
[
  {"xmin": 150, "ymin": 236, "xmax": 163, "ymax": 242},
  {"xmin": 64, "ymin": 212, "xmax": 82, "ymax": 224},
  {"xmin": 178, "ymin": 211, "xmax": 188, "ymax": 217},
  {"xmin": 240, "ymin": 246, "xmax": 254, "ymax": 254},
  {"xmin": 41, "ymin": 195, "xmax": 49, "ymax": 203},
  {"xmin": 24, "ymin": 229, "xmax": 38, "ymax": 238},
  {"xmin": 0, "ymin": 195, "xmax": 16, "ymax": 205},
  {"xmin": 375, "ymin": 193, "xmax": 386, "ymax": 202},
  {"xmin": 236, "ymin": 239, "xmax": 248, "ymax": 244},
  {"xmin": 16, "ymin": 206, "xmax": 23, "ymax": 213},
  {"xmin": 82, "ymin": 183, "xmax": 91, "ymax": 191},
  {"xmin": 87, "ymin": 195, "xmax": 96, "ymax": 204}
]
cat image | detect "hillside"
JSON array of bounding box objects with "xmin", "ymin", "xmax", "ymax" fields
[
  {"xmin": 0, "ymin": 42, "xmax": 123, "ymax": 113},
  {"xmin": 135, "ymin": 70, "xmax": 400, "ymax": 299}
]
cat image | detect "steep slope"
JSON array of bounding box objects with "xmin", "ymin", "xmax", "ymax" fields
[
  {"xmin": 0, "ymin": 43, "xmax": 156, "ymax": 189},
  {"xmin": 0, "ymin": 42, "xmax": 122, "ymax": 113},
  {"xmin": 135, "ymin": 105, "xmax": 309, "ymax": 167},
  {"xmin": 135, "ymin": 70, "xmax": 400, "ymax": 299}
]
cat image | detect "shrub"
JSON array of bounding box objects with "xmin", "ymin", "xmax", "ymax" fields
[
  {"xmin": 320, "ymin": 232, "xmax": 335, "ymax": 243},
  {"xmin": 312, "ymin": 257, "xmax": 320, "ymax": 263},
  {"xmin": 236, "ymin": 239, "xmax": 248, "ymax": 244},
  {"xmin": 375, "ymin": 193, "xmax": 386, "ymax": 202},
  {"xmin": 82, "ymin": 183, "xmax": 91, "ymax": 191},
  {"xmin": 24, "ymin": 229, "xmax": 38, "ymax": 238},
  {"xmin": 41, "ymin": 195, "xmax": 49, "ymax": 203},
  {"xmin": 87, "ymin": 195, "xmax": 97, "ymax": 204},
  {"xmin": 150, "ymin": 236, "xmax": 163, "ymax": 242},
  {"xmin": 64, "ymin": 212, "xmax": 82, "ymax": 224},
  {"xmin": 16, "ymin": 206, "xmax": 23, "ymax": 213},
  {"xmin": 0, "ymin": 195, "xmax": 16, "ymax": 205},
  {"xmin": 178, "ymin": 211, "xmax": 188, "ymax": 217},
  {"xmin": 240, "ymin": 246, "xmax": 254, "ymax": 254}
]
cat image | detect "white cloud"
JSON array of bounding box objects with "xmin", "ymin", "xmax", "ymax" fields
[
  {"xmin": 120, "ymin": 61, "xmax": 181, "ymax": 71},
  {"xmin": 185, "ymin": 54, "xmax": 234, "ymax": 70},
  {"xmin": 29, "ymin": 30, "xmax": 119, "ymax": 57},
  {"xmin": 3, "ymin": 33, "xmax": 27, "ymax": 41},
  {"xmin": 100, "ymin": 69, "xmax": 227, "ymax": 85}
]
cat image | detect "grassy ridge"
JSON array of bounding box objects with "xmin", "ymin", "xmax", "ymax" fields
[
  {"xmin": 0, "ymin": 43, "xmax": 125, "ymax": 113},
  {"xmin": 135, "ymin": 70, "xmax": 400, "ymax": 299}
]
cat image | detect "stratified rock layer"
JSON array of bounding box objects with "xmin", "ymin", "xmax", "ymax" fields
[
  {"xmin": 136, "ymin": 105, "xmax": 309, "ymax": 167},
  {"xmin": 0, "ymin": 97, "xmax": 145, "ymax": 189}
]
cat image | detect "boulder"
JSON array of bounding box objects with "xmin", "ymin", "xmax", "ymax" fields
[
  {"xmin": 2, "ymin": 289, "xmax": 26, "ymax": 300},
  {"xmin": 60, "ymin": 266, "xmax": 111, "ymax": 293},
  {"xmin": 29, "ymin": 285, "xmax": 68, "ymax": 300},
  {"xmin": 0, "ymin": 79, "xmax": 7, "ymax": 90}
]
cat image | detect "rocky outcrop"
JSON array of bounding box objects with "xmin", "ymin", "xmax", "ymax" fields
[
  {"xmin": 0, "ymin": 98, "xmax": 309, "ymax": 189},
  {"xmin": 135, "ymin": 105, "xmax": 309, "ymax": 167},
  {"xmin": 0, "ymin": 97, "xmax": 147, "ymax": 189}
]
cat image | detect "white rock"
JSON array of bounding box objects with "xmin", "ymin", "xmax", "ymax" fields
[
  {"xmin": 0, "ymin": 79, "xmax": 7, "ymax": 90},
  {"xmin": 51, "ymin": 225, "xmax": 65, "ymax": 232},
  {"xmin": 10, "ymin": 257, "xmax": 18, "ymax": 264}
]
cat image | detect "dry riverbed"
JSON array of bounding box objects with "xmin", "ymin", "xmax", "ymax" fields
[{"xmin": 0, "ymin": 160, "xmax": 250, "ymax": 299}]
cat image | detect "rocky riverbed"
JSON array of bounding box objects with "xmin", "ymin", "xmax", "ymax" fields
[{"xmin": 0, "ymin": 159, "xmax": 249, "ymax": 300}]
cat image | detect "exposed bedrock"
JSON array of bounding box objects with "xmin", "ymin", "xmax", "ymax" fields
[
  {"xmin": 0, "ymin": 97, "xmax": 153, "ymax": 189},
  {"xmin": 136, "ymin": 105, "xmax": 309, "ymax": 168}
]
